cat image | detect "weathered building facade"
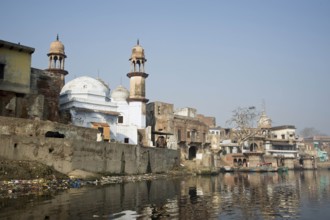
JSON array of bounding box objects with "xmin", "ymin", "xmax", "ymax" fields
[
  {"xmin": 0, "ymin": 37, "xmax": 68, "ymax": 122},
  {"xmin": 300, "ymin": 136, "xmax": 330, "ymax": 162},
  {"xmin": 147, "ymin": 101, "xmax": 219, "ymax": 171}
]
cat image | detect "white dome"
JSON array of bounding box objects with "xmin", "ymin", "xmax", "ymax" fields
[
  {"xmin": 111, "ymin": 85, "xmax": 129, "ymax": 102},
  {"xmin": 60, "ymin": 76, "xmax": 110, "ymax": 97}
]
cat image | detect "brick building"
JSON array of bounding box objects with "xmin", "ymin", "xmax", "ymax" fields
[{"xmin": 147, "ymin": 101, "xmax": 217, "ymax": 166}]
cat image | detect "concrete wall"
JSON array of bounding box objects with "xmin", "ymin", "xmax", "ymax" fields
[
  {"xmin": 0, "ymin": 46, "xmax": 32, "ymax": 93},
  {"xmin": 197, "ymin": 114, "xmax": 216, "ymax": 128},
  {"xmin": 0, "ymin": 116, "xmax": 179, "ymax": 175},
  {"xmin": 283, "ymin": 158, "xmax": 295, "ymax": 169},
  {"xmin": 302, "ymin": 158, "xmax": 317, "ymax": 170},
  {"xmin": 0, "ymin": 134, "xmax": 179, "ymax": 175},
  {"xmin": 175, "ymin": 107, "xmax": 197, "ymax": 118},
  {"xmin": 31, "ymin": 68, "xmax": 64, "ymax": 122},
  {"xmin": 0, "ymin": 116, "xmax": 97, "ymax": 140}
]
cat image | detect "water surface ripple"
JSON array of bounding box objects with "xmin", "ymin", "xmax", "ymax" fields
[{"xmin": 1, "ymin": 170, "xmax": 330, "ymax": 219}]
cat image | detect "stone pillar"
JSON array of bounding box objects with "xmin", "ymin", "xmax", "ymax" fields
[
  {"xmin": 48, "ymin": 57, "xmax": 51, "ymax": 69},
  {"xmin": 303, "ymin": 158, "xmax": 317, "ymax": 169},
  {"xmin": 283, "ymin": 158, "xmax": 294, "ymax": 169}
]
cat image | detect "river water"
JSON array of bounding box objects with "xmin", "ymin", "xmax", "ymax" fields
[{"xmin": 1, "ymin": 170, "xmax": 330, "ymax": 219}]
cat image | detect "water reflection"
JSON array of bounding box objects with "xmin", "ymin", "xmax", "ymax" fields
[{"xmin": 1, "ymin": 171, "xmax": 330, "ymax": 219}]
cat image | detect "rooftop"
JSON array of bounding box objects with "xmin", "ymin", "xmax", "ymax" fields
[{"xmin": 0, "ymin": 39, "xmax": 35, "ymax": 54}]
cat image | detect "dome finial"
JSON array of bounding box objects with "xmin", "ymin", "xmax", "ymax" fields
[
  {"xmin": 137, "ymin": 39, "xmax": 139, "ymax": 45},
  {"xmin": 56, "ymin": 34, "xmax": 59, "ymax": 41}
]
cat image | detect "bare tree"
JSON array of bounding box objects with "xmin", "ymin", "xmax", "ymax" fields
[{"xmin": 226, "ymin": 106, "xmax": 259, "ymax": 152}]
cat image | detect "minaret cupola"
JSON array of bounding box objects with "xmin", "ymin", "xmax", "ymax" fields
[
  {"xmin": 47, "ymin": 35, "xmax": 68, "ymax": 75},
  {"xmin": 46, "ymin": 35, "xmax": 69, "ymax": 90},
  {"xmin": 129, "ymin": 39, "xmax": 146, "ymax": 72}
]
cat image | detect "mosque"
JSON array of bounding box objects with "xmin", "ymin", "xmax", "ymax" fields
[
  {"xmin": 57, "ymin": 38, "xmax": 151, "ymax": 145},
  {"xmin": 0, "ymin": 36, "xmax": 151, "ymax": 146}
]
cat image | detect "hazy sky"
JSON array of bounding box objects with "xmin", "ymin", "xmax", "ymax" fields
[{"xmin": 2, "ymin": 0, "xmax": 330, "ymax": 135}]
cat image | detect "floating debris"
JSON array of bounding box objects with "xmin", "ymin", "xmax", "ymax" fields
[{"xmin": 0, "ymin": 178, "xmax": 83, "ymax": 198}]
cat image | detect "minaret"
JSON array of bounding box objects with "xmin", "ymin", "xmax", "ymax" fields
[
  {"xmin": 127, "ymin": 40, "xmax": 149, "ymax": 128},
  {"xmin": 258, "ymin": 101, "xmax": 272, "ymax": 129},
  {"xmin": 47, "ymin": 34, "xmax": 68, "ymax": 89}
]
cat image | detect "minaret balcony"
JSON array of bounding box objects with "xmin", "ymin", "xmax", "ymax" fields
[{"xmin": 127, "ymin": 72, "xmax": 148, "ymax": 78}]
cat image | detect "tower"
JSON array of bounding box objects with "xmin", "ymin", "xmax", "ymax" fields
[
  {"xmin": 127, "ymin": 40, "xmax": 149, "ymax": 128},
  {"xmin": 47, "ymin": 35, "xmax": 68, "ymax": 89},
  {"xmin": 258, "ymin": 100, "xmax": 272, "ymax": 129}
]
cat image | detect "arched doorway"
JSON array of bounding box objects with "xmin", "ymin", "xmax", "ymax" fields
[
  {"xmin": 234, "ymin": 158, "xmax": 238, "ymax": 166},
  {"xmin": 243, "ymin": 158, "xmax": 247, "ymax": 167},
  {"xmin": 189, "ymin": 146, "xmax": 197, "ymax": 160},
  {"xmin": 250, "ymin": 143, "xmax": 258, "ymax": 152}
]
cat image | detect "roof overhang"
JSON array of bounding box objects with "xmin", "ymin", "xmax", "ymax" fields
[
  {"xmin": 91, "ymin": 122, "xmax": 109, "ymax": 127},
  {"xmin": 0, "ymin": 40, "xmax": 35, "ymax": 54}
]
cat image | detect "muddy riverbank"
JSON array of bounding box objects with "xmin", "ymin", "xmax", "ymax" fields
[{"xmin": 0, "ymin": 159, "xmax": 189, "ymax": 199}]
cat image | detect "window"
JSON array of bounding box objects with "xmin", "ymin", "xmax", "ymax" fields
[
  {"xmin": 281, "ymin": 134, "xmax": 285, "ymax": 139},
  {"xmin": 0, "ymin": 63, "xmax": 5, "ymax": 79},
  {"xmin": 118, "ymin": 116, "xmax": 123, "ymax": 124},
  {"xmin": 157, "ymin": 106, "xmax": 161, "ymax": 115},
  {"xmin": 191, "ymin": 130, "xmax": 197, "ymax": 141},
  {"xmin": 124, "ymin": 138, "xmax": 129, "ymax": 143},
  {"xmin": 177, "ymin": 129, "xmax": 181, "ymax": 142},
  {"xmin": 97, "ymin": 127, "xmax": 104, "ymax": 133},
  {"xmin": 187, "ymin": 131, "xmax": 190, "ymax": 138}
]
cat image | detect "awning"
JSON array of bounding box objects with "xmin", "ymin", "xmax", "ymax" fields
[{"xmin": 91, "ymin": 122, "xmax": 109, "ymax": 127}]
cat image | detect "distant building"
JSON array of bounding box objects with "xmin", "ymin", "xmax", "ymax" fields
[
  {"xmin": 265, "ymin": 125, "xmax": 298, "ymax": 158},
  {"xmin": 302, "ymin": 136, "xmax": 330, "ymax": 162},
  {"xmin": 220, "ymin": 110, "xmax": 299, "ymax": 168},
  {"xmin": 208, "ymin": 126, "xmax": 222, "ymax": 150}
]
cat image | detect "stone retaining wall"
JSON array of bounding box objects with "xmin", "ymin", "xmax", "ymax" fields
[
  {"xmin": 0, "ymin": 116, "xmax": 180, "ymax": 175},
  {"xmin": 0, "ymin": 116, "xmax": 97, "ymax": 140}
]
